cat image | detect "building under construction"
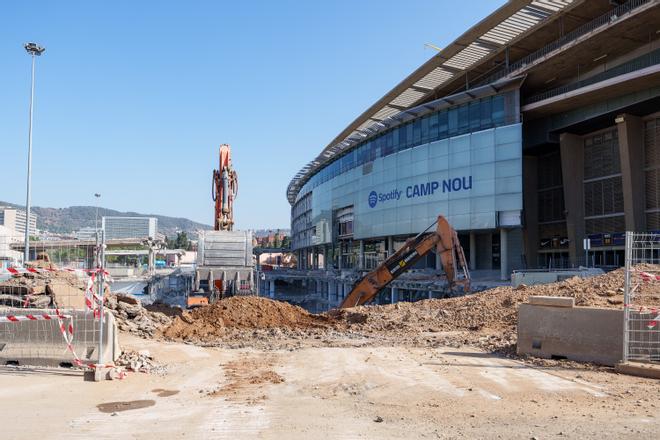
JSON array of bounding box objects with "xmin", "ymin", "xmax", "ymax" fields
[{"xmin": 287, "ymin": 0, "xmax": 660, "ymax": 281}]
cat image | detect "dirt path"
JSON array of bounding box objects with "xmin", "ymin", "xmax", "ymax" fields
[{"xmin": 0, "ymin": 334, "xmax": 658, "ymax": 439}]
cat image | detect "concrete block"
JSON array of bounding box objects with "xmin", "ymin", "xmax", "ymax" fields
[
  {"xmin": 0, "ymin": 308, "xmax": 120, "ymax": 368},
  {"xmin": 528, "ymin": 296, "xmax": 575, "ymax": 308},
  {"xmin": 616, "ymin": 362, "xmax": 660, "ymax": 380},
  {"xmin": 517, "ymin": 304, "xmax": 622, "ymax": 366}
]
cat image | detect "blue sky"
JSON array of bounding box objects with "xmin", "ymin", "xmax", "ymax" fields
[{"xmin": 1, "ymin": 0, "xmax": 504, "ymax": 229}]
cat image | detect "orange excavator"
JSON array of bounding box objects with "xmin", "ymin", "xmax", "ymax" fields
[
  {"xmin": 212, "ymin": 144, "xmax": 238, "ymax": 231},
  {"xmin": 339, "ymin": 215, "xmax": 470, "ymax": 308},
  {"xmin": 188, "ymin": 144, "xmax": 246, "ymax": 308}
]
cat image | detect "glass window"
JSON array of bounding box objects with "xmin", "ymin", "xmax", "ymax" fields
[
  {"xmin": 492, "ymin": 95, "xmax": 505, "ymax": 125},
  {"xmin": 398, "ymin": 125, "xmax": 407, "ymax": 150},
  {"xmin": 429, "ymin": 112, "xmax": 439, "ymax": 140},
  {"xmin": 369, "ymin": 140, "xmax": 378, "ymax": 161},
  {"xmin": 448, "ymin": 108, "xmax": 458, "ymax": 135},
  {"xmin": 438, "ymin": 111, "xmax": 448, "ymax": 139},
  {"xmin": 469, "ymin": 101, "xmax": 480, "ymax": 131},
  {"xmin": 405, "ymin": 123, "xmax": 414, "ymax": 150},
  {"xmin": 480, "ymin": 97, "xmax": 492, "ymax": 128},
  {"xmin": 458, "ymin": 104, "xmax": 469, "ymax": 133},
  {"xmin": 413, "ymin": 119, "xmax": 422, "ymax": 144},
  {"xmin": 383, "ymin": 131, "xmax": 395, "ymax": 156},
  {"xmin": 421, "ymin": 116, "xmax": 430, "ymax": 143}
]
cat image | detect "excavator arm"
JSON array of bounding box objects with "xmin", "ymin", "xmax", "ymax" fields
[
  {"xmin": 339, "ymin": 215, "xmax": 470, "ymax": 308},
  {"xmin": 213, "ymin": 144, "xmax": 238, "ymax": 231}
]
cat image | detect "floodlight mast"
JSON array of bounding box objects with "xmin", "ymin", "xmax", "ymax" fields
[{"xmin": 23, "ymin": 42, "xmax": 45, "ymax": 263}]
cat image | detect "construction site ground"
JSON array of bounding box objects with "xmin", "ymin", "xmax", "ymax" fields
[
  {"xmin": 1, "ymin": 267, "xmax": 659, "ymax": 438},
  {"xmin": 1, "ymin": 333, "xmax": 658, "ymax": 439}
]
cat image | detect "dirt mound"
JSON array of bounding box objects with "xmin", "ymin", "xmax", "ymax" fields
[
  {"xmin": 162, "ymin": 296, "xmax": 330, "ymax": 342},
  {"xmin": 330, "ymin": 265, "xmax": 660, "ymax": 354},
  {"xmin": 159, "ymin": 265, "xmax": 659, "ymax": 354}
]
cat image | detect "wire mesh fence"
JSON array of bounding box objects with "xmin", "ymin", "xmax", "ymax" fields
[
  {"xmin": 623, "ymin": 232, "xmax": 660, "ymax": 364},
  {"xmin": 0, "ymin": 240, "xmax": 110, "ymax": 368}
]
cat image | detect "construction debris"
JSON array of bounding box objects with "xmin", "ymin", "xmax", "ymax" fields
[
  {"xmin": 105, "ymin": 295, "xmax": 174, "ymax": 338},
  {"xmin": 0, "ymin": 269, "xmax": 86, "ymax": 309},
  {"xmin": 160, "ymin": 266, "xmax": 658, "ymax": 356},
  {"xmin": 115, "ymin": 349, "xmax": 166, "ymax": 374}
]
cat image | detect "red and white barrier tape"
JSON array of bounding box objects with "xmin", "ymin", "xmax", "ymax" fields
[
  {"xmin": 639, "ymin": 271, "xmax": 660, "ymax": 282},
  {"xmin": 1, "ymin": 266, "xmax": 110, "ymax": 277},
  {"xmin": 0, "ymin": 312, "xmax": 72, "ymax": 323},
  {"xmin": 53, "ymin": 310, "xmax": 114, "ymax": 370}
]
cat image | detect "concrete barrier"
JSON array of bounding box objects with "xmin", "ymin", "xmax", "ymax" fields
[
  {"xmin": 528, "ymin": 296, "xmax": 575, "ymax": 307},
  {"xmin": 517, "ymin": 303, "xmax": 623, "ymax": 366},
  {"xmin": 0, "ymin": 308, "xmax": 120, "ymax": 368},
  {"xmin": 511, "ymin": 268, "xmax": 604, "ymax": 288}
]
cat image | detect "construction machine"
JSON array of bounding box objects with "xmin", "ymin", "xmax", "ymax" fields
[
  {"xmin": 187, "ymin": 144, "xmax": 254, "ymax": 307},
  {"xmin": 212, "ymin": 144, "xmax": 238, "ymax": 231},
  {"xmin": 339, "ymin": 215, "xmax": 470, "ymax": 309}
]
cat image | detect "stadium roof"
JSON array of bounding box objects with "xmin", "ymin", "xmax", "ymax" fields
[{"xmin": 287, "ymin": 0, "xmax": 583, "ymax": 204}]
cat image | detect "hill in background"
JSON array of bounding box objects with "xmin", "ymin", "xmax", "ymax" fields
[{"xmin": 0, "ymin": 201, "xmax": 211, "ymax": 238}]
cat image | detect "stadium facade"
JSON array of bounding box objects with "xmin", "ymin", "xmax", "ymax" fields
[{"xmin": 287, "ymin": 0, "xmax": 660, "ymax": 279}]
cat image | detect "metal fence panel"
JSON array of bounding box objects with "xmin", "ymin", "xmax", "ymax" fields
[{"xmin": 623, "ymin": 231, "xmax": 660, "ymax": 363}]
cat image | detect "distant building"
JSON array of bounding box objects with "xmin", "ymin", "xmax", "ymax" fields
[
  {"xmin": 254, "ymin": 229, "xmax": 289, "ymax": 248},
  {"xmin": 73, "ymin": 227, "xmax": 98, "ymax": 241},
  {"xmin": 0, "ymin": 206, "xmax": 37, "ymax": 237},
  {"xmin": 102, "ymin": 216, "xmax": 158, "ymax": 240},
  {"xmin": 0, "ymin": 224, "xmax": 23, "ymax": 268}
]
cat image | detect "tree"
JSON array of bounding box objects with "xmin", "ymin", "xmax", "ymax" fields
[{"xmin": 175, "ymin": 231, "xmax": 190, "ymax": 250}]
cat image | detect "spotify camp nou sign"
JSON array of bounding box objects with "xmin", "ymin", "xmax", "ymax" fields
[{"xmin": 367, "ymin": 176, "xmax": 473, "ymax": 208}]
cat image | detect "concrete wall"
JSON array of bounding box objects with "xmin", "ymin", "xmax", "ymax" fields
[{"xmin": 518, "ymin": 303, "xmax": 623, "ymax": 366}]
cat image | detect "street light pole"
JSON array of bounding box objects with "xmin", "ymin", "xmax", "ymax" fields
[{"xmin": 23, "ymin": 42, "xmax": 45, "ymax": 264}]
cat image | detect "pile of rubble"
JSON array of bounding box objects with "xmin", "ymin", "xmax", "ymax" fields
[
  {"xmin": 115, "ymin": 349, "xmax": 166, "ymax": 374},
  {"xmin": 161, "ymin": 266, "xmax": 659, "ymax": 355},
  {"xmin": 105, "ymin": 294, "xmax": 174, "ymax": 338}
]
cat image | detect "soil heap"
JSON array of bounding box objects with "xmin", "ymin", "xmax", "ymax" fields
[
  {"xmin": 161, "ymin": 266, "xmax": 659, "ymax": 353},
  {"xmin": 163, "ymin": 296, "xmax": 328, "ymax": 342}
]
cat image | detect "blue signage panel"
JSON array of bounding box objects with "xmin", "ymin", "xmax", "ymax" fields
[{"xmin": 307, "ymin": 123, "xmax": 523, "ymax": 242}]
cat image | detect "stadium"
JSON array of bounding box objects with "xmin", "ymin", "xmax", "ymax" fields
[{"xmin": 287, "ymin": 0, "xmax": 660, "ymax": 280}]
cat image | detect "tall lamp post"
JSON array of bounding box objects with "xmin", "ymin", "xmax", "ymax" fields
[{"xmin": 23, "ymin": 42, "xmax": 45, "ymax": 264}]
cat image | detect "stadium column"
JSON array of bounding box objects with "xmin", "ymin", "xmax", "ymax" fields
[
  {"xmin": 469, "ymin": 232, "xmax": 477, "ymax": 270},
  {"xmin": 560, "ymin": 133, "xmax": 585, "ymax": 265},
  {"xmin": 390, "ymin": 287, "xmax": 398, "ymax": 304},
  {"xmin": 500, "ymin": 228, "xmax": 509, "ymax": 281},
  {"xmin": 523, "ymin": 155, "xmax": 539, "ymax": 268},
  {"xmin": 616, "ymin": 114, "xmax": 646, "ymax": 232},
  {"xmin": 358, "ymin": 240, "xmax": 365, "ymax": 270}
]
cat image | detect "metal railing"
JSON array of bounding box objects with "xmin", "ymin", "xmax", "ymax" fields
[
  {"xmin": 524, "ymin": 48, "xmax": 660, "ymax": 105},
  {"xmin": 479, "ymin": 0, "xmax": 652, "ymax": 86}
]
